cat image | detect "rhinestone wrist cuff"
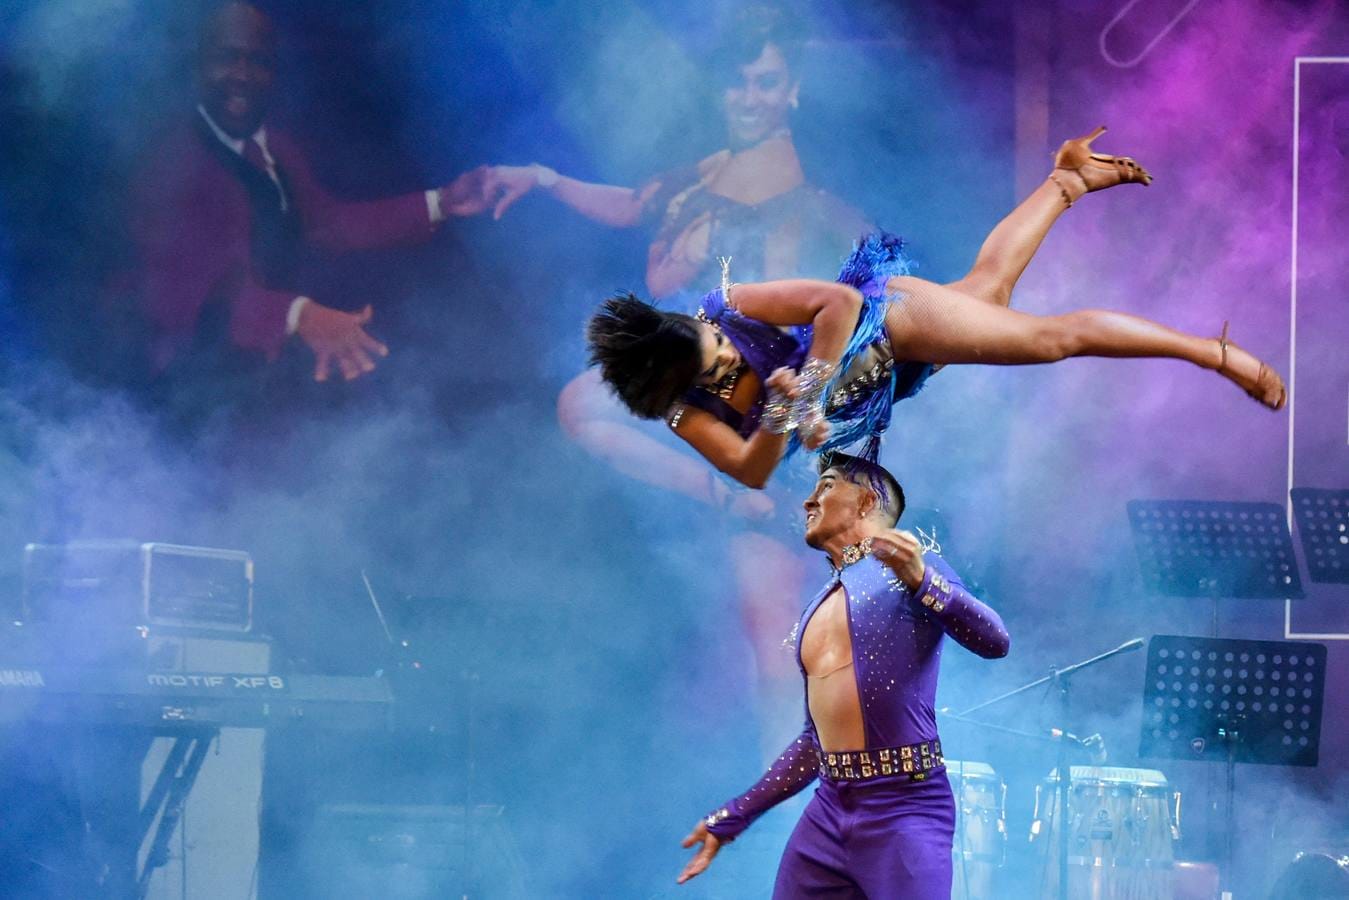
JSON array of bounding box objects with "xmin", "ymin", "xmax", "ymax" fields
[
  {"xmin": 761, "ymin": 388, "xmax": 793, "ymax": 434},
  {"xmin": 792, "ymin": 357, "xmax": 835, "ymax": 432}
]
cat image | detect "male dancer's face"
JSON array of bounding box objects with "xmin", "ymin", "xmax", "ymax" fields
[
  {"xmin": 197, "ymin": 3, "xmax": 277, "ymax": 139},
  {"xmin": 802, "ymin": 468, "xmax": 870, "ymax": 549}
]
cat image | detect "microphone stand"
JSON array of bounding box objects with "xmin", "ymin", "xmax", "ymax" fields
[
  {"xmin": 944, "ymin": 638, "xmax": 1144, "ymax": 900},
  {"xmin": 953, "ymin": 638, "xmax": 1144, "ymax": 719},
  {"xmin": 1052, "ymin": 671, "xmax": 1072, "ymax": 900}
]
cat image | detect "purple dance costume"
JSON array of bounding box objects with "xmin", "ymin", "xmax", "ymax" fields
[
  {"xmin": 668, "ymin": 232, "xmax": 934, "ymax": 463},
  {"xmin": 703, "ymin": 550, "xmax": 1009, "ymax": 899}
]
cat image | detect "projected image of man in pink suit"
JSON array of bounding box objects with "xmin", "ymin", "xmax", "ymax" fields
[{"xmin": 125, "ymin": 1, "xmax": 488, "ymax": 385}]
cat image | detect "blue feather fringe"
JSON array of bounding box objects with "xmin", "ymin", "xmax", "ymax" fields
[{"xmin": 786, "ymin": 231, "xmax": 914, "ymax": 463}]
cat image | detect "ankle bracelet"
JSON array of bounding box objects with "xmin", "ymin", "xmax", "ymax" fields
[{"xmin": 1049, "ymin": 172, "xmax": 1075, "ymax": 208}]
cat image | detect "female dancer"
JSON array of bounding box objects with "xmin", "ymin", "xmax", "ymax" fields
[{"xmin": 588, "ymin": 127, "xmax": 1287, "ymax": 489}]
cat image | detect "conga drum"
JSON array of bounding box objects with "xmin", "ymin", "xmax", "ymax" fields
[
  {"xmin": 947, "ymin": 760, "xmax": 1005, "ymax": 900},
  {"xmin": 1031, "ymin": 766, "xmax": 1179, "ymax": 900}
]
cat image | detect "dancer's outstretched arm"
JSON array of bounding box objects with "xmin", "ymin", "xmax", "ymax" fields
[
  {"xmin": 482, "ymin": 164, "xmax": 660, "ymax": 225},
  {"xmin": 672, "ymin": 368, "xmax": 794, "ymax": 489},
  {"xmin": 678, "ymin": 725, "xmax": 819, "ymax": 884}
]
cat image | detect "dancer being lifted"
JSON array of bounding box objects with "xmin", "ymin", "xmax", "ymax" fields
[{"xmin": 587, "ymin": 128, "xmax": 1287, "ymax": 489}]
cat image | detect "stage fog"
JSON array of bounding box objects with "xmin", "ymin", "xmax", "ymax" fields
[{"xmin": 0, "ymin": 1, "xmax": 1345, "ymax": 897}]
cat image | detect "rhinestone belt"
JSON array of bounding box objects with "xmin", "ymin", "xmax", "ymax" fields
[{"xmin": 817, "ymin": 739, "xmax": 944, "ymax": 783}]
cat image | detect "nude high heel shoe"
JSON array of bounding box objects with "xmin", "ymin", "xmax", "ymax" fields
[
  {"xmin": 1217, "ymin": 321, "xmax": 1287, "ymax": 411},
  {"xmin": 1050, "ymin": 126, "xmax": 1152, "ymax": 205}
]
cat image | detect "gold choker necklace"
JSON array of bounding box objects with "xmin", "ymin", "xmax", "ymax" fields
[
  {"xmin": 832, "ymin": 528, "xmax": 942, "ymax": 574},
  {"xmin": 837, "ymin": 537, "xmax": 874, "ymax": 569}
]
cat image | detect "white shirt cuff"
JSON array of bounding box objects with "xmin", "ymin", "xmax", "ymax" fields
[
  {"xmin": 425, "ymin": 188, "xmax": 444, "ymax": 224},
  {"xmin": 286, "ymin": 296, "xmax": 311, "ymax": 335}
]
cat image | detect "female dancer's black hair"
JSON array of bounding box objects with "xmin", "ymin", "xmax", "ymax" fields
[
  {"xmin": 586, "ymin": 293, "xmax": 704, "ymax": 420},
  {"xmin": 708, "ymin": 3, "xmax": 806, "ymax": 81}
]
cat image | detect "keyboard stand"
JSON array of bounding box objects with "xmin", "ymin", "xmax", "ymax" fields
[{"xmin": 135, "ymin": 727, "xmax": 216, "ymax": 899}]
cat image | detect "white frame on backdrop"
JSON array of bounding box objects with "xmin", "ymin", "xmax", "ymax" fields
[{"xmin": 1285, "ymin": 56, "xmax": 1349, "ymax": 641}]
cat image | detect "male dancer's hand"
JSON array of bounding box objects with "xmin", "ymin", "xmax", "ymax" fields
[
  {"xmin": 676, "ymin": 821, "xmax": 722, "ymax": 884},
  {"xmin": 296, "ymin": 302, "xmax": 388, "ymax": 382},
  {"xmin": 438, "ymin": 165, "xmax": 492, "ymax": 217},
  {"xmin": 871, "ymin": 529, "xmax": 926, "ymax": 589}
]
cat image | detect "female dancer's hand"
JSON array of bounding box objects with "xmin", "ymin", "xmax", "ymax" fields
[
  {"xmin": 765, "ymin": 366, "xmax": 831, "ymax": 448},
  {"xmin": 765, "ymin": 366, "xmax": 799, "ymax": 399},
  {"xmin": 482, "ymin": 165, "xmax": 542, "ymax": 220},
  {"xmin": 668, "ymin": 211, "xmax": 713, "ymax": 265},
  {"xmin": 677, "ymin": 820, "xmax": 723, "ymax": 884}
]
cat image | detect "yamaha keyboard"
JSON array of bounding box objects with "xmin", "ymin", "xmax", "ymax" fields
[{"xmin": 0, "ymin": 665, "xmax": 393, "ymax": 730}]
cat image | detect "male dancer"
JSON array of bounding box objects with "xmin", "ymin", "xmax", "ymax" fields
[
  {"xmin": 123, "ymin": 1, "xmax": 488, "ymax": 385},
  {"xmin": 678, "ymin": 453, "xmax": 1009, "ymax": 898}
]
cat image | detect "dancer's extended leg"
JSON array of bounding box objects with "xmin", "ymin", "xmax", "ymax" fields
[
  {"xmin": 884, "ymin": 276, "xmax": 1286, "ymax": 409},
  {"xmin": 944, "ymin": 178, "xmax": 1068, "ymax": 309},
  {"xmin": 946, "ymin": 127, "xmax": 1151, "ymax": 309}
]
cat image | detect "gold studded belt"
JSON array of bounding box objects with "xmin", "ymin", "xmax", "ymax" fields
[{"xmin": 817, "ymin": 739, "xmax": 945, "ymax": 783}]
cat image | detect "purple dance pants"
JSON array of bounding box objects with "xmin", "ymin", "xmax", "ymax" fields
[{"xmin": 773, "ymin": 771, "xmax": 955, "ymax": 899}]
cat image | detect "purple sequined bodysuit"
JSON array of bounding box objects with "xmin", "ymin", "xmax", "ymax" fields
[
  {"xmin": 671, "ymin": 232, "xmax": 934, "ymax": 462},
  {"xmin": 704, "ymin": 549, "xmax": 1009, "ymax": 842}
]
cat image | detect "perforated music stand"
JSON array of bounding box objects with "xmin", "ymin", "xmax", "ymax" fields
[
  {"xmin": 1290, "ymin": 488, "xmax": 1349, "ymax": 584},
  {"xmin": 1127, "ymin": 500, "xmax": 1303, "ymax": 600},
  {"xmin": 1140, "ymin": 635, "xmax": 1326, "ymax": 766},
  {"xmin": 1139, "ymin": 634, "xmax": 1327, "ymax": 897}
]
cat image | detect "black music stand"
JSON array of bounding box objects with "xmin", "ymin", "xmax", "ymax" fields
[
  {"xmin": 1139, "ymin": 634, "xmax": 1327, "ymax": 896},
  {"xmin": 1128, "ymin": 500, "xmax": 1303, "ymax": 602},
  {"xmin": 1290, "ymin": 488, "xmax": 1349, "ymax": 584}
]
